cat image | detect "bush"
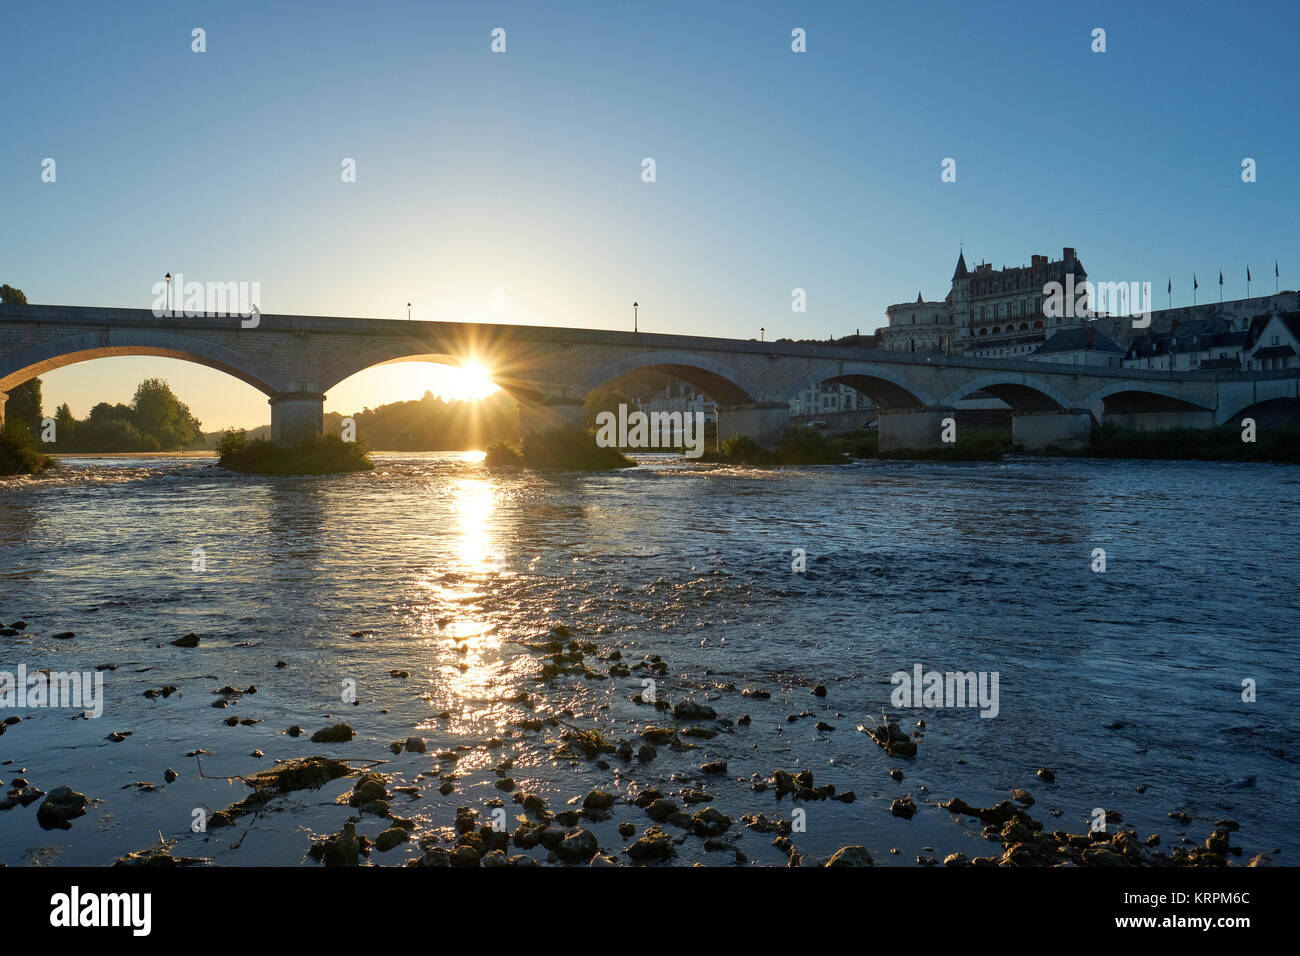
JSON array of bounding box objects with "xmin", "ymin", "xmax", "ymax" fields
[
  {"xmin": 1072, "ymin": 424, "xmax": 1300, "ymax": 463},
  {"xmin": 485, "ymin": 428, "xmax": 634, "ymax": 470},
  {"xmin": 704, "ymin": 429, "xmax": 847, "ymax": 466},
  {"xmin": 719, "ymin": 435, "xmax": 772, "ymax": 464},
  {"xmin": 829, "ymin": 429, "xmax": 878, "ymax": 459},
  {"xmin": 217, "ymin": 432, "xmax": 373, "ymax": 475},
  {"xmin": 0, "ymin": 422, "xmax": 55, "ymax": 475},
  {"xmin": 880, "ymin": 427, "xmax": 1008, "ymax": 461},
  {"xmin": 483, "ymin": 439, "xmax": 523, "ymax": 466}
]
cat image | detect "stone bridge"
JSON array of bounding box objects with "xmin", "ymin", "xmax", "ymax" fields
[{"xmin": 2, "ymin": 304, "xmax": 1297, "ymax": 451}]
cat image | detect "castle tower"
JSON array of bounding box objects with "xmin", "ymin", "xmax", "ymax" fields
[{"xmin": 951, "ymin": 250, "xmax": 971, "ymax": 344}]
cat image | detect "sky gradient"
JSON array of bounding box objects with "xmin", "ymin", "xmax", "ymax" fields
[{"xmin": 3, "ymin": 0, "xmax": 1297, "ymax": 429}]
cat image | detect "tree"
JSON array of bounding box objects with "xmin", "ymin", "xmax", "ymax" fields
[
  {"xmin": 5, "ymin": 378, "xmax": 43, "ymax": 434},
  {"xmin": 53, "ymin": 403, "xmax": 77, "ymax": 447},
  {"xmin": 130, "ymin": 378, "xmax": 202, "ymax": 450},
  {"xmin": 583, "ymin": 387, "xmax": 634, "ymax": 429},
  {"xmin": 0, "ymin": 284, "xmax": 28, "ymax": 305}
]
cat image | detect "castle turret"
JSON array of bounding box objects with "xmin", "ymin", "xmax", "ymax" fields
[{"xmin": 951, "ymin": 250, "xmax": 972, "ymax": 343}]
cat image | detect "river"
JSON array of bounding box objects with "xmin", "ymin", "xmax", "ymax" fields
[{"xmin": 1, "ymin": 452, "xmax": 1297, "ymax": 866}]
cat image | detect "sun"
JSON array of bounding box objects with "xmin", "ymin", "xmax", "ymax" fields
[{"xmin": 440, "ymin": 360, "xmax": 499, "ymax": 401}]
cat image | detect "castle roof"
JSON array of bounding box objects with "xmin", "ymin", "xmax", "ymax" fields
[
  {"xmin": 952, "ymin": 251, "xmax": 968, "ymax": 280},
  {"xmin": 1035, "ymin": 325, "xmax": 1123, "ymax": 355}
]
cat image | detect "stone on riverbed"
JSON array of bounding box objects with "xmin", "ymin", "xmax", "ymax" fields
[
  {"xmin": 250, "ymin": 757, "xmax": 353, "ymax": 794},
  {"xmin": 825, "ymin": 845, "xmax": 873, "ymax": 866},
  {"xmin": 310, "ymin": 723, "xmax": 355, "ymax": 743},
  {"xmin": 582, "ymin": 789, "xmax": 616, "ymax": 811},
  {"xmin": 36, "ymin": 786, "xmax": 88, "ymax": 829},
  {"xmin": 862, "ymin": 718, "xmax": 917, "ymax": 757},
  {"xmin": 672, "ymin": 700, "xmax": 716, "ymax": 721},
  {"xmin": 556, "ymin": 827, "xmax": 599, "ymax": 863},
  {"xmin": 375, "ymin": 827, "xmax": 409, "ymax": 852},
  {"xmin": 692, "ymin": 807, "xmax": 732, "ymax": 837},
  {"xmin": 642, "ymin": 726, "xmax": 675, "ymax": 745},
  {"xmin": 626, "ymin": 826, "xmax": 676, "ymax": 861},
  {"xmin": 891, "ymin": 795, "xmax": 918, "ymax": 819}
]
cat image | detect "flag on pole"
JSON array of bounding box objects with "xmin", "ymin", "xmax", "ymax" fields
[
  {"xmin": 1247, "ymin": 266, "xmax": 1252, "ymax": 282},
  {"xmin": 1194, "ymin": 275, "xmax": 1198, "ymax": 290}
]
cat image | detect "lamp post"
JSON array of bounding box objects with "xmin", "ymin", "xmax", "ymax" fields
[
  {"xmin": 633, "ymin": 301, "xmax": 638, "ymax": 333},
  {"xmin": 760, "ymin": 326, "xmax": 765, "ymax": 342},
  {"xmin": 164, "ymin": 273, "xmax": 172, "ymax": 315},
  {"xmin": 407, "ymin": 302, "xmax": 412, "ymax": 321}
]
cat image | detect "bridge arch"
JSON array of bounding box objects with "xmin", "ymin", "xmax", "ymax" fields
[
  {"xmin": 319, "ymin": 341, "xmax": 559, "ymax": 404},
  {"xmin": 581, "ymin": 351, "xmax": 761, "ymax": 405},
  {"xmin": 940, "ymin": 373, "xmax": 1072, "ymax": 412},
  {"xmin": 0, "ymin": 329, "xmax": 285, "ymax": 395},
  {"xmin": 779, "ymin": 363, "xmax": 936, "ymax": 410},
  {"xmin": 1080, "ymin": 382, "xmax": 1215, "ymax": 417}
]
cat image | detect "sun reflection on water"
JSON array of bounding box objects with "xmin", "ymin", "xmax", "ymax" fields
[{"xmin": 422, "ymin": 475, "xmax": 512, "ymax": 722}]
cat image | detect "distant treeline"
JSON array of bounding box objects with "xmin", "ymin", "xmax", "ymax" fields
[
  {"xmin": 5, "ymin": 378, "xmax": 203, "ymax": 452},
  {"xmin": 324, "ymin": 391, "xmax": 519, "ymax": 451}
]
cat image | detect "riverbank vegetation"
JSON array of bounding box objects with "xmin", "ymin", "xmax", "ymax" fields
[
  {"xmin": 1064, "ymin": 423, "xmax": 1300, "ymax": 463},
  {"xmin": 485, "ymin": 427, "xmax": 635, "ymax": 470},
  {"xmin": 0, "ymin": 422, "xmax": 55, "ymax": 475},
  {"xmin": 8, "ymin": 377, "xmax": 204, "ymax": 453},
  {"xmin": 703, "ymin": 421, "xmax": 1300, "ymax": 465},
  {"xmin": 202, "ymin": 390, "xmax": 522, "ymax": 452},
  {"xmin": 701, "ymin": 426, "xmax": 1009, "ymax": 465},
  {"xmin": 216, "ymin": 430, "xmax": 374, "ymax": 475}
]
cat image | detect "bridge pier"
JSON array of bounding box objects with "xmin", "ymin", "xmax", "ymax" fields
[
  {"xmin": 1012, "ymin": 410, "xmax": 1093, "ymax": 451},
  {"xmin": 517, "ymin": 397, "xmax": 585, "ymax": 439},
  {"xmin": 877, "ymin": 407, "xmax": 955, "ymax": 453},
  {"xmin": 717, "ymin": 402, "xmax": 790, "ymax": 449},
  {"xmin": 269, "ymin": 392, "xmax": 324, "ymax": 446}
]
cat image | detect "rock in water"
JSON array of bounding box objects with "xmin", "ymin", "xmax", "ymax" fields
[
  {"xmin": 310, "ymin": 723, "xmax": 355, "ymax": 743},
  {"xmin": 826, "ymin": 846, "xmax": 873, "ymax": 866},
  {"xmin": 37, "ymin": 786, "xmax": 88, "ymax": 829}
]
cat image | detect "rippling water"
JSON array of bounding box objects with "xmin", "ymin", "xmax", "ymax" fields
[{"xmin": 1, "ymin": 452, "xmax": 1297, "ymax": 866}]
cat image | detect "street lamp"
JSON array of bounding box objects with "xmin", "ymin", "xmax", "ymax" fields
[
  {"xmin": 760, "ymin": 326, "xmax": 765, "ymax": 342},
  {"xmin": 164, "ymin": 273, "xmax": 172, "ymax": 314},
  {"xmin": 633, "ymin": 301, "xmax": 638, "ymax": 333},
  {"xmin": 407, "ymin": 302, "xmax": 412, "ymax": 321}
]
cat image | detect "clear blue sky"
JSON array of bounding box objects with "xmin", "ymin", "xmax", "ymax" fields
[{"xmin": 3, "ymin": 0, "xmax": 1297, "ymax": 428}]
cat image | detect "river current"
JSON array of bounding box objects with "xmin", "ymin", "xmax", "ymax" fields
[{"xmin": 1, "ymin": 453, "xmax": 1297, "ymax": 866}]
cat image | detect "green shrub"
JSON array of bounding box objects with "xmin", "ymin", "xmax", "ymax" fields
[
  {"xmin": 516, "ymin": 428, "xmax": 635, "ymax": 470},
  {"xmin": 483, "ymin": 439, "xmax": 523, "ymax": 466},
  {"xmin": 217, "ymin": 432, "xmax": 373, "ymax": 475},
  {"xmin": 0, "ymin": 422, "xmax": 55, "ymax": 475},
  {"xmin": 1071, "ymin": 424, "xmax": 1300, "ymax": 463},
  {"xmin": 880, "ymin": 427, "xmax": 1008, "ymax": 461}
]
